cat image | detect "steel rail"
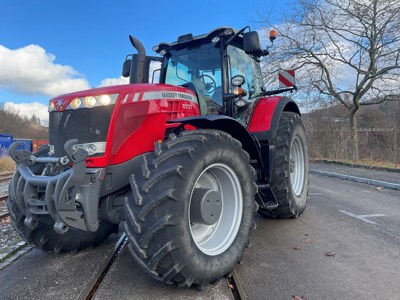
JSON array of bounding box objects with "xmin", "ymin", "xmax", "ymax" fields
[{"xmin": 80, "ymin": 233, "xmax": 128, "ymax": 300}]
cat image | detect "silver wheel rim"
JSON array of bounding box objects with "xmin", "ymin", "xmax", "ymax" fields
[
  {"xmin": 290, "ymin": 136, "xmax": 305, "ymax": 196},
  {"xmin": 189, "ymin": 163, "xmax": 242, "ymax": 256}
]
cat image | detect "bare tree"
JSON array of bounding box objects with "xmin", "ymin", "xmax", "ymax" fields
[{"xmin": 259, "ymin": 0, "xmax": 400, "ymax": 160}]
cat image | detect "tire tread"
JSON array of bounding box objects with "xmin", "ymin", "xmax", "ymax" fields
[{"xmin": 124, "ymin": 129, "xmax": 257, "ymax": 287}]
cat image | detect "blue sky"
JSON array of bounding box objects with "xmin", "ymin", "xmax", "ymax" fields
[{"xmin": 0, "ymin": 0, "xmax": 282, "ymax": 123}]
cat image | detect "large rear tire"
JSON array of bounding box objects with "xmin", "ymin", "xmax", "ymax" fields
[
  {"xmin": 258, "ymin": 112, "xmax": 309, "ymax": 218},
  {"xmin": 124, "ymin": 130, "xmax": 257, "ymax": 287}
]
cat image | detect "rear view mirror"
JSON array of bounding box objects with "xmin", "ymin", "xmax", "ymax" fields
[
  {"xmin": 122, "ymin": 56, "xmax": 133, "ymax": 77},
  {"xmin": 243, "ymin": 31, "xmax": 263, "ymax": 55}
]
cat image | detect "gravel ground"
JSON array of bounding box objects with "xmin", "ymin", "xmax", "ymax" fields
[
  {"xmin": 0, "ymin": 221, "xmax": 22, "ymax": 257},
  {"xmin": 0, "ymin": 183, "xmax": 8, "ymax": 196},
  {"xmin": 0, "ymin": 200, "xmax": 7, "ymax": 215},
  {"xmin": 0, "ymin": 179, "xmax": 21, "ymax": 258},
  {"xmin": 0, "ymin": 181, "xmax": 9, "ymax": 215},
  {"xmin": 0, "ymin": 178, "xmax": 10, "ymax": 214}
]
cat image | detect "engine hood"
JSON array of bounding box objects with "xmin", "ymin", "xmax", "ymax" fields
[{"xmin": 48, "ymin": 83, "xmax": 198, "ymax": 112}]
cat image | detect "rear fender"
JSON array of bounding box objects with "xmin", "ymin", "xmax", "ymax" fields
[
  {"xmin": 247, "ymin": 96, "xmax": 300, "ymax": 181},
  {"xmin": 248, "ymin": 96, "xmax": 300, "ymax": 141}
]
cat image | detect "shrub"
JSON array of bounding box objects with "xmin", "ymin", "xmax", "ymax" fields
[{"xmin": 0, "ymin": 156, "xmax": 16, "ymax": 172}]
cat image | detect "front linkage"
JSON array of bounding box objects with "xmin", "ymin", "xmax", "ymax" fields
[{"xmin": 9, "ymin": 139, "xmax": 104, "ymax": 234}]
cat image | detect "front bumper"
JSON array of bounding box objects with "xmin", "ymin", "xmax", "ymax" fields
[{"xmin": 9, "ymin": 139, "xmax": 104, "ymax": 234}]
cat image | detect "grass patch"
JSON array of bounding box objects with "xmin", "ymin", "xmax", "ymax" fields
[{"xmin": 0, "ymin": 156, "xmax": 16, "ymax": 173}]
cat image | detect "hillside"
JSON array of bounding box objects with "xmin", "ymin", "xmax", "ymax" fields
[{"xmin": 0, "ymin": 105, "xmax": 48, "ymax": 139}]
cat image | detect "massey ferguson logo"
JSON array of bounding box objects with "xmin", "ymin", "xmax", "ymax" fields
[{"xmin": 55, "ymin": 99, "xmax": 64, "ymax": 110}]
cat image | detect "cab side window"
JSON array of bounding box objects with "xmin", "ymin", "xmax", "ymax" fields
[{"xmin": 226, "ymin": 46, "xmax": 263, "ymax": 100}]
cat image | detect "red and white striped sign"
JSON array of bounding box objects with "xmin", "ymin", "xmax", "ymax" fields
[{"xmin": 278, "ymin": 70, "xmax": 296, "ymax": 88}]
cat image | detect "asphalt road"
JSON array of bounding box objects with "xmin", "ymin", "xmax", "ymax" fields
[
  {"xmin": 237, "ymin": 174, "xmax": 400, "ymax": 299},
  {"xmin": 0, "ymin": 173, "xmax": 399, "ymax": 299}
]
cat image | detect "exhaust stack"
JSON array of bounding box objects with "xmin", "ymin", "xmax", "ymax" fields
[{"xmin": 127, "ymin": 35, "xmax": 150, "ymax": 84}]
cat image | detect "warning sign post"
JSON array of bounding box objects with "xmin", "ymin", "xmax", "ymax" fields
[{"xmin": 278, "ymin": 70, "xmax": 296, "ymax": 89}]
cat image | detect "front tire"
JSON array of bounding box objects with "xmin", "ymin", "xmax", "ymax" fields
[
  {"xmin": 124, "ymin": 130, "xmax": 257, "ymax": 287},
  {"xmin": 7, "ymin": 195, "xmax": 117, "ymax": 253},
  {"xmin": 258, "ymin": 112, "xmax": 309, "ymax": 218}
]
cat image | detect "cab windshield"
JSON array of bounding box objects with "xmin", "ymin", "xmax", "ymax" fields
[
  {"xmin": 164, "ymin": 43, "xmax": 223, "ymax": 114},
  {"xmin": 163, "ymin": 41, "xmax": 264, "ymax": 114}
]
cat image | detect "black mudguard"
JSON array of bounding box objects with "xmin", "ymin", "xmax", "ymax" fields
[{"xmin": 168, "ymin": 115, "xmax": 262, "ymax": 165}]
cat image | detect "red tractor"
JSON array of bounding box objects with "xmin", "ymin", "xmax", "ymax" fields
[{"xmin": 8, "ymin": 27, "xmax": 309, "ymax": 288}]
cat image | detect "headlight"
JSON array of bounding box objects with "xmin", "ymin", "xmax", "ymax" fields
[
  {"xmin": 65, "ymin": 93, "xmax": 118, "ymax": 110},
  {"xmin": 224, "ymin": 28, "xmax": 234, "ymax": 36},
  {"xmin": 70, "ymin": 98, "xmax": 82, "ymax": 109},
  {"xmin": 73, "ymin": 142, "xmax": 106, "ymax": 156},
  {"xmin": 99, "ymin": 94, "xmax": 112, "ymax": 106},
  {"xmin": 235, "ymin": 99, "xmax": 247, "ymax": 107},
  {"xmin": 84, "ymin": 96, "xmax": 97, "ymax": 107},
  {"xmin": 212, "ymin": 37, "xmax": 220, "ymax": 43}
]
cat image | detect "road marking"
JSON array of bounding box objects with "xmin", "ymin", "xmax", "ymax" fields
[{"xmin": 339, "ymin": 210, "xmax": 385, "ymax": 225}]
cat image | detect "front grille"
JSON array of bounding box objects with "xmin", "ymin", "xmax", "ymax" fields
[{"xmin": 49, "ymin": 106, "xmax": 114, "ymax": 156}]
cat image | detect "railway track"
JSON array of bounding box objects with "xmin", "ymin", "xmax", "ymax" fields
[
  {"xmin": 0, "ymin": 171, "xmax": 13, "ymax": 185},
  {"xmin": 80, "ymin": 233, "xmax": 128, "ymax": 300},
  {"xmin": 0, "ymin": 208, "xmax": 242, "ymax": 299},
  {"xmin": 78, "ymin": 233, "xmax": 242, "ymax": 299},
  {"xmin": 0, "ymin": 172, "xmax": 13, "ymax": 221},
  {"xmin": 0, "ymin": 194, "xmax": 10, "ymax": 221},
  {"xmin": 0, "ymin": 211, "xmax": 9, "ymax": 220}
]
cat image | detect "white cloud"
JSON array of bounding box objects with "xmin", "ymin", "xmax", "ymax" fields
[
  {"xmin": 100, "ymin": 60, "xmax": 162, "ymax": 86},
  {"xmin": 4, "ymin": 102, "xmax": 49, "ymax": 126},
  {"xmin": 99, "ymin": 76, "xmax": 129, "ymax": 87},
  {"xmin": 0, "ymin": 44, "xmax": 90, "ymax": 96}
]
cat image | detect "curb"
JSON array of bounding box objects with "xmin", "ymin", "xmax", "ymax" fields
[
  {"xmin": 310, "ymin": 169, "xmax": 400, "ymax": 191},
  {"xmin": 312, "ymin": 159, "xmax": 400, "ymax": 173}
]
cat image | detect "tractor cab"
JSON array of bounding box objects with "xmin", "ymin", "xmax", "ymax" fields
[{"xmin": 123, "ymin": 27, "xmax": 270, "ymax": 118}]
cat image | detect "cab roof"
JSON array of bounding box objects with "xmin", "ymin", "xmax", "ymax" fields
[{"xmin": 156, "ymin": 27, "xmax": 240, "ymax": 50}]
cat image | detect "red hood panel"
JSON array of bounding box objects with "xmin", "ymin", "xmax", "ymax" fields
[{"xmin": 49, "ymin": 84, "xmax": 197, "ymax": 111}]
